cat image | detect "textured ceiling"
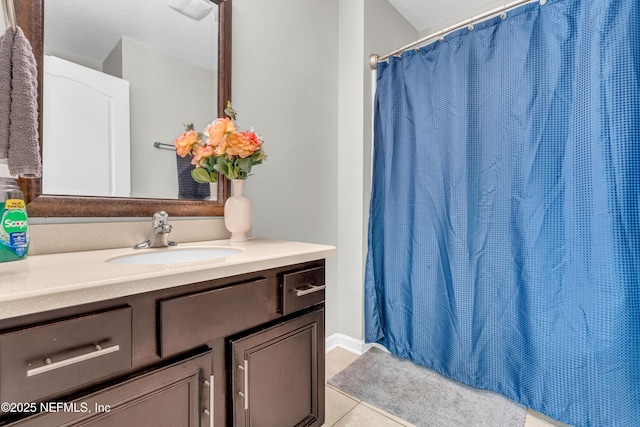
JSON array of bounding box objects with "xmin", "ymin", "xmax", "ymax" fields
[
  {"xmin": 387, "ymin": 0, "xmax": 513, "ymax": 33},
  {"xmin": 44, "ymin": 0, "xmax": 218, "ymax": 71}
]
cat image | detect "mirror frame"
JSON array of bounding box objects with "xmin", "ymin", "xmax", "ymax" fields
[{"xmin": 15, "ymin": 0, "xmax": 232, "ymax": 217}]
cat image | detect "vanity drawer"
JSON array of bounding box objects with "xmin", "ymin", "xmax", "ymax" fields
[
  {"xmin": 158, "ymin": 278, "xmax": 270, "ymax": 357},
  {"xmin": 281, "ymin": 266, "xmax": 325, "ymax": 315},
  {"xmin": 0, "ymin": 307, "xmax": 132, "ymax": 404}
]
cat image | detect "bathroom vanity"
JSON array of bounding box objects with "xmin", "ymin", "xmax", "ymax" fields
[{"xmin": 0, "ymin": 239, "xmax": 335, "ymax": 426}]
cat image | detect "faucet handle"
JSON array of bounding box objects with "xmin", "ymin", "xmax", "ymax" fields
[
  {"xmin": 134, "ymin": 211, "xmax": 176, "ymax": 249},
  {"xmin": 152, "ymin": 211, "xmax": 169, "ymax": 227}
]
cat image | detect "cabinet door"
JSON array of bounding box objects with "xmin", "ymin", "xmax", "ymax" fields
[
  {"xmin": 11, "ymin": 350, "xmax": 213, "ymax": 427},
  {"xmin": 230, "ymin": 308, "xmax": 325, "ymax": 427}
]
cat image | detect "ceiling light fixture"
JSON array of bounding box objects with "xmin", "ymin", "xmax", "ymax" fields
[{"xmin": 168, "ymin": 0, "xmax": 213, "ymax": 21}]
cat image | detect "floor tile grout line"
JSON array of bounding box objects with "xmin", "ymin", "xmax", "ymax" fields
[
  {"xmin": 326, "ymin": 384, "xmax": 409, "ymax": 426},
  {"xmin": 329, "ymin": 402, "xmax": 361, "ymax": 427},
  {"xmin": 326, "ymin": 383, "xmax": 362, "ymax": 402},
  {"xmin": 328, "ymin": 403, "xmax": 405, "ymax": 427},
  {"xmin": 358, "ymin": 400, "xmax": 409, "ymax": 426}
]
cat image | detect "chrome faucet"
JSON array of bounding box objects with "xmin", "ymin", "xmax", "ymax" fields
[{"xmin": 134, "ymin": 211, "xmax": 177, "ymax": 249}]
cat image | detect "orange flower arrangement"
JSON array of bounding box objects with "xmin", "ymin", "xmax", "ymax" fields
[{"xmin": 174, "ymin": 102, "xmax": 266, "ymax": 182}]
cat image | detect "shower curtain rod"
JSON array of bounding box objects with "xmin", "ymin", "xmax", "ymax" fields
[{"xmin": 369, "ymin": 0, "xmax": 544, "ymax": 69}]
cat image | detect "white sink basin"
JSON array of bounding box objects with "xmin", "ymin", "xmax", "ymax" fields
[{"xmin": 106, "ymin": 247, "xmax": 242, "ymax": 265}]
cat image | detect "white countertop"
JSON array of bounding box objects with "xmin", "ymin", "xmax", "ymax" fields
[{"xmin": 0, "ymin": 238, "xmax": 336, "ymax": 320}]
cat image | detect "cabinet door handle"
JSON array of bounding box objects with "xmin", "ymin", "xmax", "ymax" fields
[
  {"xmin": 239, "ymin": 360, "xmax": 249, "ymax": 410},
  {"xmin": 26, "ymin": 345, "xmax": 120, "ymax": 377},
  {"xmin": 208, "ymin": 374, "xmax": 215, "ymax": 427},
  {"xmin": 203, "ymin": 375, "xmax": 214, "ymax": 426},
  {"xmin": 294, "ymin": 284, "xmax": 326, "ymax": 297}
]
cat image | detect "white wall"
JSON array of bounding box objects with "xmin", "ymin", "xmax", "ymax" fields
[
  {"xmin": 108, "ymin": 37, "xmax": 217, "ymax": 200},
  {"xmin": 231, "ymin": 0, "xmax": 415, "ymax": 340},
  {"xmin": 231, "ymin": 0, "xmax": 340, "ymax": 334},
  {"xmin": 337, "ymin": 0, "xmax": 366, "ymax": 340},
  {"xmin": 334, "ymin": 0, "xmax": 417, "ymax": 341}
]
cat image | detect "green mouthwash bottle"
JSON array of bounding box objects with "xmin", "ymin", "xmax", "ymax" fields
[{"xmin": 0, "ymin": 177, "xmax": 29, "ymax": 263}]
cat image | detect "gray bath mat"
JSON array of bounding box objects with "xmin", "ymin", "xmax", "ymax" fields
[{"xmin": 327, "ymin": 347, "xmax": 525, "ymax": 427}]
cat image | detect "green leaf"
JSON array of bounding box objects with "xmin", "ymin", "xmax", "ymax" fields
[
  {"xmin": 191, "ymin": 167, "xmax": 213, "ymax": 183},
  {"xmin": 250, "ymin": 150, "xmax": 266, "ymax": 166},
  {"xmin": 206, "ymin": 156, "xmax": 217, "ymax": 169},
  {"xmin": 237, "ymin": 157, "xmax": 252, "ymax": 173},
  {"xmin": 214, "ymin": 162, "xmax": 229, "ymax": 178}
]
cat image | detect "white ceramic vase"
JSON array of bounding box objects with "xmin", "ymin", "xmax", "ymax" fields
[{"xmin": 224, "ymin": 179, "xmax": 252, "ymax": 242}]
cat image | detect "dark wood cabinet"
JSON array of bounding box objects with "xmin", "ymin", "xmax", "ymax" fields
[
  {"xmin": 0, "ymin": 307, "xmax": 132, "ymax": 405},
  {"xmin": 12, "ymin": 350, "xmax": 212, "ymax": 427},
  {"xmin": 0, "ymin": 260, "xmax": 326, "ymax": 427},
  {"xmin": 230, "ymin": 308, "xmax": 325, "ymax": 427},
  {"xmin": 158, "ymin": 278, "xmax": 271, "ymax": 358}
]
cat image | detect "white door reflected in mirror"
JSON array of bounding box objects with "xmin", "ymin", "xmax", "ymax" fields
[{"xmin": 43, "ymin": 56, "xmax": 131, "ymax": 197}]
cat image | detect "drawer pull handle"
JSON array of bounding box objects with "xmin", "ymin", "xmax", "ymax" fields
[
  {"xmin": 26, "ymin": 345, "xmax": 120, "ymax": 377},
  {"xmin": 294, "ymin": 284, "xmax": 326, "ymax": 297}
]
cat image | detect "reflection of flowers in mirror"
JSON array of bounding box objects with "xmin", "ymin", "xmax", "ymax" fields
[{"xmin": 174, "ymin": 102, "xmax": 267, "ymax": 183}]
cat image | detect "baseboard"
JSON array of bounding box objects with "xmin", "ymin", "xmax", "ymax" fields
[{"xmin": 326, "ymin": 333, "xmax": 386, "ymax": 355}]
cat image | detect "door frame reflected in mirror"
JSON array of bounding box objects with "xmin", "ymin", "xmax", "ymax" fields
[{"xmin": 15, "ymin": 0, "xmax": 232, "ymax": 217}]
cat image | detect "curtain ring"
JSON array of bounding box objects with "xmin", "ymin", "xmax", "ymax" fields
[
  {"xmin": 539, "ymin": 0, "xmax": 547, "ymax": 5},
  {"xmin": 438, "ymin": 30, "xmax": 445, "ymax": 42},
  {"xmin": 467, "ymin": 18, "xmax": 475, "ymax": 31},
  {"xmin": 500, "ymin": 5, "xmax": 507, "ymax": 19}
]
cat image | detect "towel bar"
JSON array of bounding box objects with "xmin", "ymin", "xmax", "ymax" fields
[{"xmin": 153, "ymin": 141, "xmax": 176, "ymax": 151}]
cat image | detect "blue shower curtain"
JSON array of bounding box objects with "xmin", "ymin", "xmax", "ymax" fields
[{"xmin": 365, "ymin": 0, "xmax": 639, "ymax": 426}]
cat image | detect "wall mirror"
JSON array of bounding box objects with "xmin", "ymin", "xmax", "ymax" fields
[{"xmin": 16, "ymin": 0, "xmax": 231, "ymax": 217}]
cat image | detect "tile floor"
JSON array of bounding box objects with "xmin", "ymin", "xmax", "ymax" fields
[{"xmin": 324, "ymin": 347, "xmax": 572, "ymax": 427}]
